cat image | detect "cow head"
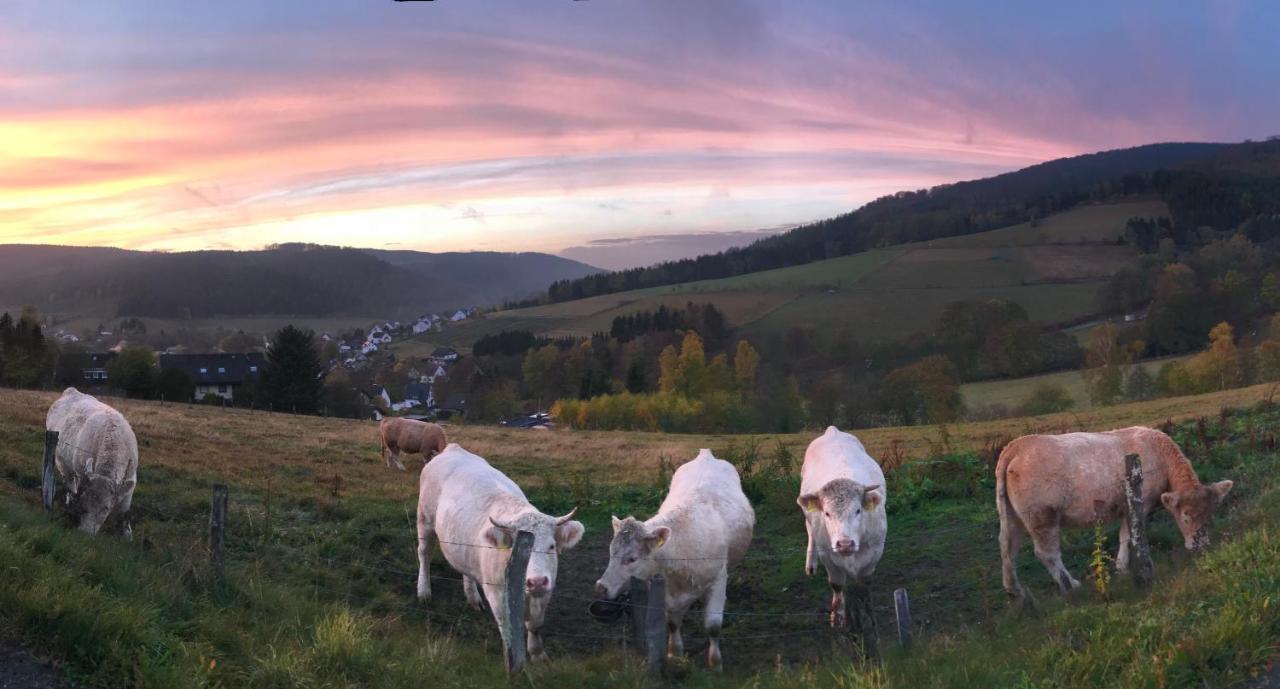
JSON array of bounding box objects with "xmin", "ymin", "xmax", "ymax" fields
[
  {"xmin": 1160, "ymin": 480, "xmax": 1233, "ymax": 551},
  {"xmin": 486, "ymin": 508, "xmax": 584, "ymax": 598},
  {"xmin": 797, "ymin": 478, "xmax": 881, "ymax": 556},
  {"xmin": 594, "ymin": 516, "xmax": 671, "ymax": 600}
]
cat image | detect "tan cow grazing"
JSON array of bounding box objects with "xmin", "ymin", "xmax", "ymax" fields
[
  {"xmin": 378, "ymin": 417, "xmax": 447, "ymax": 471},
  {"xmin": 997, "ymin": 426, "xmax": 1233, "ymax": 597},
  {"xmin": 45, "ymin": 388, "xmax": 139, "ymax": 537}
]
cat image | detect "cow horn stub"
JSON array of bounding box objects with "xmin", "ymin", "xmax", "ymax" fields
[
  {"xmin": 861, "ymin": 483, "xmax": 881, "ymax": 494},
  {"xmin": 555, "ymin": 507, "xmax": 578, "ymax": 525},
  {"xmin": 489, "ymin": 515, "xmax": 517, "ymax": 531}
]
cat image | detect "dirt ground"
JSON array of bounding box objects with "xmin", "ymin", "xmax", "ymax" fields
[{"xmin": 0, "ymin": 642, "xmax": 67, "ymax": 689}]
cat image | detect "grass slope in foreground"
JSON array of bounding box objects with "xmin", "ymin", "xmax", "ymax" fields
[{"xmin": 0, "ymin": 385, "xmax": 1276, "ymax": 688}]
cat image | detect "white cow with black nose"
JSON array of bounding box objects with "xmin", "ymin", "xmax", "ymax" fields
[
  {"xmin": 416, "ymin": 444, "xmax": 584, "ymax": 662},
  {"xmin": 797, "ymin": 426, "xmax": 887, "ymax": 627}
]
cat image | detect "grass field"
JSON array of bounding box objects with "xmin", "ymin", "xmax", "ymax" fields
[
  {"xmin": 0, "ymin": 379, "xmax": 1277, "ymax": 687},
  {"xmin": 399, "ymin": 199, "xmax": 1162, "ymax": 351},
  {"xmin": 961, "ymin": 355, "xmax": 1196, "ymax": 413}
]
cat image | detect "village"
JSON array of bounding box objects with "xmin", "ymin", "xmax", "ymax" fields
[{"xmin": 35, "ymin": 305, "xmax": 555, "ymax": 426}]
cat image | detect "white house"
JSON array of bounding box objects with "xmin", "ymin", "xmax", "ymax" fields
[
  {"xmin": 450, "ymin": 310, "xmax": 468, "ymax": 322},
  {"xmin": 362, "ymin": 342, "xmax": 379, "ymax": 355},
  {"xmin": 378, "ymin": 333, "xmax": 392, "ymax": 344},
  {"xmin": 412, "ymin": 320, "xmax": 431, "ymax": 334}
]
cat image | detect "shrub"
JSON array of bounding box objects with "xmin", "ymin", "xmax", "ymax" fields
[{"xmin": 1018, "ymin": 383, "xmax": 1075, "ymax": 416}]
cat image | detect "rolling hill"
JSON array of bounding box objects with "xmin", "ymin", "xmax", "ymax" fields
[
  {"xmin": 414, "ymin": 197, "xmax": 1166, "ymax": 347},
  {"xmin": 0, "ymin": 243, "xmax": 599, "ymax": 323}
]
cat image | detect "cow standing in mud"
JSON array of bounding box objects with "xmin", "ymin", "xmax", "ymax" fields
[
  {"xmin": 416, "ymin": 444, "xmax": 583, "ymax": 662},
  {"xmin": 379, "ymin": 417, "xmax": 447, "ymax": 470},
  {"xmin": 997, "ymin": 426, "xmax": 1233, "ymax": 597},
  {"xmin": 797, "ymin": 426, "xmax": 887, "ymax": 628},
  {"xmin": 594, "ymin": 449, "xmax": 754, "ymax": 671}
]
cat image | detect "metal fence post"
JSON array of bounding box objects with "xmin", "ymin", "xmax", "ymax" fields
[
  {"xmin": 1123, "ymin": 454, "xmax": 1154, "ymax": 586},
  {"xmin": 503, "ymin": 530, "xmax": 534, "ymax": 674},
  {"xmin": 209, "ymin": 484, "xmax": 228, "ymax": 581},
  {"xmin": 628, "ymin": 576, "xmax": 649, "ymax": 655},
  {"xmin": 41, "ymin": 430, "xmax": 58, "ymax": 513},
  {"xmin": 893, "ymin": 587, "xmax": 912, "ymax": 650}
]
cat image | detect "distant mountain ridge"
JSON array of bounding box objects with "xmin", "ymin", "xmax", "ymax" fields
[
  {"xmin": 546, "ymin": 141, "xmax": 1246, "ymax": 302},
  {"xmin": 0, "ymin": 243, "xmax": 600, "ymax": 319}
]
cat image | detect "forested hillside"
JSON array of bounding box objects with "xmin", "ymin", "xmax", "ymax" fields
[{"xmin": 546, "ymin": 141, "xmax": 1237, "ymax": 302}]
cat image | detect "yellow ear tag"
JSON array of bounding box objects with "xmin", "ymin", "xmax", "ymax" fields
[
  {"xmin": 495, "ymin": 540, "xmax": 511, "ymax": 551},
  {"xmin": 804, "ymin": 502, "xmax": 819, "ymax": 513},
  {"xmin": 655, "ymin": 534, "xmax": 666, "ymax": 548},
  {"xmin": 863, "ymin": 496, "xmax": 878, "ymax": 512}
]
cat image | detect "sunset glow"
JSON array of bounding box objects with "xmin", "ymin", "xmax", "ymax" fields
[{"xmin": 2, "ymin": 1, "xmax": 1276, "ymax": 255}]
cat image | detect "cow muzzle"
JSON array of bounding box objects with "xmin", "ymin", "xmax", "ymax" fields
[
  {"xmin": 526, "ymin": 576, "xmax": 551, "ymax": 595},
  {"xmin": 833, "ymin": 539, "xmax": 858, "ymax": 555}
]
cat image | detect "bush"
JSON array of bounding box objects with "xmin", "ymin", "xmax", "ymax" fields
[{"xmin": 1018, "ymin": 383, "xmax": 1075, "ymax": 416}]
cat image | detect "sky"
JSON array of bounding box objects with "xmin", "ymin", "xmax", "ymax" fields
[{"xmin": 1, "ymin": 0, "xmax": 1277, "ymax": 263}]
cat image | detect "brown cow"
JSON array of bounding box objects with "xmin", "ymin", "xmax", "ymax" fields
[
  {"xmin": 997, "ymin": 426, "xmax": 1232, "ymax": 597},
  {"xmin": 378, "ymin": 417, "xmax": 447, "ymax": 471}
]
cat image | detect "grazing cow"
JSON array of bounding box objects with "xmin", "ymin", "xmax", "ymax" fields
[
  {"xmin": 45, "ymin": 388, "xmax": 138, "ymax": 537},
  {"xmin": 379, "ymin": 417, "xmax": 447, "ymax": 471},
  {"xmin": 997, "ymin": 427, "xmax": 1233, "ymax": 597},
  {"xmin": 594, "ymin": 449, "xmax": 754, "ymax": 671},
  {"xmin": 416, "ymin": 444, "xmax": 583, "ymax": 662},
  {"xmin": 797, "ymin": 426, "xmax": 887, "ymax": 628}
]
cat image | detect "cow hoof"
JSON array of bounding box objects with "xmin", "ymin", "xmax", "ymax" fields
[
  {"xmin": 830, "ymin": 611, "xmax": 847, "ymax": 628},
  {"xmin": 805, "ymin": 563, "xmax": 817, "ymax": 577}
]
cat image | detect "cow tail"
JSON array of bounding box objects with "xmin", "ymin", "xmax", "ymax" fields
[{"xmin": 995, "ymin": 442, "xmax": 1029, "ymax": 599}]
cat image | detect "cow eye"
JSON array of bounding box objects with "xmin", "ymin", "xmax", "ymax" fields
[
  {"xmin": 623, "ymin": 556, "xmax": 637, "ymax": 565},
  {"xmin": 548, "ymin": 545, "xmax": 555, "ymax": 552}
]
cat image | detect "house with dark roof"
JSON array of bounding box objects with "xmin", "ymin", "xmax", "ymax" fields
[
  {"xmin": 159, "ymin": 353, "xmax": 266, "ymax": 402},
  {"xmin": 428, "ymin": 347, "xmax": 459, "ymax": 364},
  {"xmin": 81, "ymin": 352, "xmax": 117, "ymax": 385}
]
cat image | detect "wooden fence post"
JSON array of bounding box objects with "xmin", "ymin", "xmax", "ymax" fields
[
  {"xmin": 628, "ymin": 576, "xmax": 649, "ymax": 654},
  {"xmin": 644, "ymin": 575, "xmax": 666, "ymax": 677},
  {"xmin": 209, "ymin": 484, "xmax": 228, "ymax": 581},
  {"xmin": 41, "ymin": 430, "xmax": 58, "ymax": 513},
  {"xmin": 1123, "ymin": 454, "xmax": 1154, "ymax": 587},
  {"xmin": 503, "ymin": 530, "xmax": 534, "ymax": 675},
  {"xmin": 893, "ymin": 588, "xmax": 912, "ymax": 650}
]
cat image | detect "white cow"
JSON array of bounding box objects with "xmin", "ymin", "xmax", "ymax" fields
[
  {"xmin": 594, "ymin": 449, "xmax": 754, "ymax": 671},
  {"xmin": 416, "ymin": 444, "xmax": 584, "ymax": 662},
  {"xmin": 45, "ymin": 388, "xmax": 138, "ymax": 537},
  {"xmin": 797, "ymin": 426, "xmax": 887, "ymax": 627}
]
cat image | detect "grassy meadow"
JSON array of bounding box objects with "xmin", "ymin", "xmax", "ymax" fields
[
  {"xmin": 0, "ymin": 380, "xmax": 1278, "ymax": 687},
  {"xmin": 396, "ymin": 198, "xmax": 1163, "ymax": 351},
  {"xmin": 960, "ymin": 354, "xmax": 1196, "ymax": 413}
]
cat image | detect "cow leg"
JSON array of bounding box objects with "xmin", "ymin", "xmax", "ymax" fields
[
  {"xmin": 1030, "ymin": 525, "xmax": 1079, "ymax": 593},
  {"xmin": 999, "ymin": 512, "xmax": 1027, "ymax": 597},
  {"xmin": 463, "ymin": 575, "xmax": 484, "ymax": 610},
  {"xmin": 828, "ymin": 568, "xmax": 848, "ymax": 628},
  {"xmin": 389, "ymin": 449, "xmax": 406, "ymax": 472},
  {"xmin": 416, "ymin": 520, "xmax": 435, "ymax": 601},
  {"xmin": 666, "ymin": 595, "xmax": 694, "ymax": 659},
  {"xmin": 1115, "ymin": 520, "xmax": 1131, "ymax": 573},
  {"xmin": 525, "ymin": 596, "xmax": 549, "ymax": 662},
  {"xmin": 116, "ymin": 486, "xmax": 135, "ymax": 541},
  {"xmin": 804, "ymin": 519, "xmax": 818, "ymax": 576},
  {"xmin": 704, "ymin": 566, "xmax": 728, "ymax": 671}
]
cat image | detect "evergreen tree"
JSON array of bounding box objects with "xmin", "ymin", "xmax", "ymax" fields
[
  {"xmin": 261, "ymin": 325, "xmax": 324, "ymax": 414},
  {"xmin": 107, "ymin": 346, "xmax": 157, "ymax": 399}
]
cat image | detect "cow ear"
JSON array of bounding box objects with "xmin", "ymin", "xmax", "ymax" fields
[
  {"xmin": 644, "ymin": 526, "xmax": 671, "ymax": 551},
  {"xmin": 1160, "ymin": 492, "xmax": 1179, "ymax": 511},
  {"xmin": 797, "ymin": 493, "xmax": 822, "ymax": 513},
  {"xmin": 862, "ymin": 489, "xmax": 881, "ymax": 511},
  {"xmin": 611, "ymin": 515, "xmax": 623, "ymax": 533},
  {"xmin": 484, "ymin": 526, "xmax": 513, "ymax": 550},
  {"xmin": 556, "ymin": 520, "xmax": 585, "ymax": 550},
  {"xmin": 1210, "ymin": 480, "xmax": 1234, "ymax": 503}
]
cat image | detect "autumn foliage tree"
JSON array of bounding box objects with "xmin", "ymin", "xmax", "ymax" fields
[{"xmin": 879, "ymin": 355, "xmax": 963, "ymax": 425}]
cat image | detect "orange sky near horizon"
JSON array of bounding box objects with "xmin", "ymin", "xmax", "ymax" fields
[{"xmin": 1, "ymin": 1, "xmax": 1274, "ymax": 256}]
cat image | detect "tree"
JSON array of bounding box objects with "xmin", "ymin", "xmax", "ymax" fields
[
  {"xmin": 54, "ymin": 343, "xmax": 90, "ymax": 389},
  {"xmin": 733, "ymin": 340, "xmax": 760, "ymax": 389},
  {"xmin": 156, "ymin": 367, "xmax": 195, "ymax": 402},
  {"xmin": 106, "ymin": 346, "xmax": 157, "ymax": 399},
  {"xmin": 1082, "ymin": 323, "xmax": 1134, "ymax": 406},
  {"xmin": 1200, "ymin": 322, "xmax": 1241, "ymax": 391},
  {"xmin": 261, "ymin": 325, "xmax": 324, "ymax": 414},
  {"xmin": 522, "ymin": 344, "xmax": 560, "ymax": 407},
  {"xmin": 879, "ymin": 355, "xmax": 963, "ymax": 425},
  {"xmin": 1125, "ymin": 365, "xmax": 1157, "ymax": 401}
]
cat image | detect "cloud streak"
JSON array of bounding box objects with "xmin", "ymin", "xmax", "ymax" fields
[{"xmin": 1, "ymin": 0, "xmax": 1276, "ymax": 254}]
